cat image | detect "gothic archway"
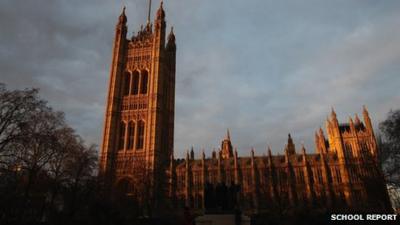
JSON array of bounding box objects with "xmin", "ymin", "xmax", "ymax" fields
[{"xmin": 115, "ymin": 177, "xmax": 134, "ymax": 197}]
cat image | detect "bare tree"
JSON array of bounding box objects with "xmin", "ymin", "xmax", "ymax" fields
[
  {"xmin": 0, "ymin": 84, "xmax": 99, "ymax": 225},
  {"xmin": 63, "ymin": 139, "xmax": 97, "ymax": 217},
  {"xmin": 0, "ymin": 83, "xmax": 45, "ymax": 166},
  {"xmin": 379, "ymin": 109, "xmax": 400, "ymax": 187}
]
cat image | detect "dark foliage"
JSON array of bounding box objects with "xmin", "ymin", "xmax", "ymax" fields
[{"xmin": 379, "ymin": 109, "xmax": 400, "ymax": 186}]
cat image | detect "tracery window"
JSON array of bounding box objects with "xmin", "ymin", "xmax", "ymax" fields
[
  {"xmin": 140, "ymin": 70, "xmax": 148, "ymax": 94},
  {"xmin": 315, "ymin": 168, "xmax": 323, "ymax": 184},
  {"xmin": 118, "ymin": 121, "xmax": 126, "ymax": 150},
  {"xmin": 344, "ymin": 143, "xmax": 353, "ymax": 158},
  {"xmin": 131, "ymin": 71, "xmax": 139, "ymax": 95},
  {"xmin": 136, "ymin": 120, "xmax": 145, "ymax": 149},
  {"xmin": 297, "ymin": 169, "xmax": 305, "ymax": 184},
  {"xmin": 127, "ymin": 121, "xmax": 135, "ymax": 150},
  {"xmin": 123, "ymin": 72, "xmax": 131, "ymax": 96}
]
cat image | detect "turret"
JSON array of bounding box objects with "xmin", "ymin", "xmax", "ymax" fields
[
  {"xmin": 285, "ymin": 134, "xmax": 296, "ymax": 155},
  {"xmin": 99, "ymin": 6, "xmax": 128, "ymax": 178},
  {"xmin": 234, "ymin": 148, "xmax": 239, "ymax": 184},
  {"xmin": 349, "ymin": 117, "xmax": 356, "ymax": 133},
  {"xmin": 362, "ymin": 106, "xmax": 378, "ymax": 159},
  {"xmin": 315, "ymin": 131, "xmax": 320, "ymax": 153},
  {"xmin": 221, "ymin": 129, "xmax": 233, "ymax": 159},
  {"xmin": 301, "ymin": 144, "xmax": 307, "ymax": 161},
  {"xmin": 217, "ymin": 150, "xmax": 223, "ymax": 183},
  {"xmin": 185, "ymin": 150, "xmax": 190, "ymax": 166},
  {"xmin": 166, "ymin": 26, "xmax": 176, "ymax": 51},
  {"xmin": 190, "ymin": 146, "xmax": 194, "ymax": 160},
  {"xmin": 250, "ymin": 148, "xmax": 259, "ymax": 210},
  {"xmin": 201, "ymin": 149, "xmax": 206, "ymax": 209},
  {"xmin": 267, "ymin": 146, "xmax": 273, "ymax": 166},
  {"xmin": 354, "ymin": 113, "xmax": 361, "ymax": 125},
  {"xmin": 212, "ymin": 149, "xmax": 216, "ymax": 159},
  {"xmin": 318, "ymin": 127, "xmax": 328, "ymax": 153},
  {"xmin": 330, "ymin": 107, "xmax": 340, "ymax": 135},
  {"xmin": 363, "ymin": 105, "xmax": 373, "ymax": 133},
  {"xmin": 118, "ymin": 7, "xmax": 127, "ymax": 25},
  {"xmin": 185, "ymin": 149, "xmax": 191, "ymax": 206},
  {"xmin": 154, "ymin": 1, "xmax": 166, "ymax": 48}
]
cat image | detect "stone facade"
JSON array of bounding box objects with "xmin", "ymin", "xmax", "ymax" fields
[
  {"xmin": 99, "ymin": 2, "xmax": 175, "ymax": 200},
  {"xmin": 99, "ymin": 4, "xmax": 392, "ymax": 213},
  {"xmin": 171, "ymin": 108, "xmax": 392, "ymax": 212}
]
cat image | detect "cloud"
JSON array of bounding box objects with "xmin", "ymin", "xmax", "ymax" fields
[{"xmin": 0, "ymin": 0, "xmax": 399, "ymax": 158}]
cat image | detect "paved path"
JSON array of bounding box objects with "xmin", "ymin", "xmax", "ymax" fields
[{"xmin": 195, "ymin": 214, "xmax": 250, "ymax": 225}]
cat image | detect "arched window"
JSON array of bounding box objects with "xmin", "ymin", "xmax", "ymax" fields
[
  {"xmin": 140, "ymin": 70, "xmax": 148, "ymax": 94},
  {"xmin": 118, "ymin": 121, "xmax": 126, "ymax": 150},
  {"xmin": 131, "ymin": 71, "xmax": 139, "ymax": 95},
  {"xmin": 123, "ymin": 72, "xmax": 131, "ymax": 96},
  {"xmin": 127, "ymin": 121, "xmax": 135, "ymax": 150},
  {"xmin": 136, "ymin": 120, "xmax": 145, "ymax": 149},
  {"xmin": 344, "ymin": 143, "xmax": 353, "ymax": 158}
]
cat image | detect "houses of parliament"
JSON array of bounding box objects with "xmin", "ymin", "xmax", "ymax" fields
[{"xmin": 99, "ymin": 2, "xmax": 392, "ymax": 213}]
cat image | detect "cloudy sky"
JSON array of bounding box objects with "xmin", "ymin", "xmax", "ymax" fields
[{"xmin": 1, "ymin": 0, "xmax": 399, "ymax": 158}]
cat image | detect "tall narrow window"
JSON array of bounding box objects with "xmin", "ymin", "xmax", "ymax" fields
[
  {"xmin": 127, "ymin": 121, "xmax": 135, "ymax": 150},
  {"xmin": 345, "ymin": 143, "xmax": 353, "ymax": 158},
  {"xmin": 140, "ymin": 70, "xmax": 148, "ymax": 94},
  {"xmin": 316, "ymin": 169, "xmax": 323, "ymax": 184},
  {"xmin": 136, "ymin": 120, "xmax": 145, "ymax": 149},
  {"xmin": 123, "ymin": 72, "xmax": 131, "ymax": 96},
  {"xmin": 335, "ymin": 168, "xmax": 342, "ymax": 183},
  {"xmin": 118, "ymin": 121, "xmax": 126, "ymax": 150},
  {"xmin": 131, "ymin": 71, "xmax": 139, "ymax": 95}
]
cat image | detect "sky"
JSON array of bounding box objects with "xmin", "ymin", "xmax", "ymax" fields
[{"xmin": 0, "ymin": 0, "xmax": 399, "ymax": 158}]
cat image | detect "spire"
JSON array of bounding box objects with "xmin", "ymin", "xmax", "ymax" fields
[
  {"xmin": 168, "ymin": 26, "xmax": 175, "ymax": 42},
  {"xmin": 286, "ymin": 133, "xmax": 296, "ymax": 155},
  {"xmin": 118, "ymin": 6, "xmax": 127, "ymax": 24},
  {"xmin": 363, "ymin": 105, "xmax": 369, "ymax": 117},
  {"xmin": 349, "ymin": 116, "xmax": 354, "ymax": 125},
  {"xmin": 186, "ymin": 149, "xmax": 190, "ymax": 161},
  {"xmin": 362, "ymin": 105, "xmax": 373, "ymax": 133},
  {"xmin": 267, "ymin": 146, "xmax": 273, "ymax": 167},
  {"xmin": 147, "ymin": 0, "xmax": 152, "ymax": 24},
  {"xmin": 288, "ymin": 133, "xmax": 293, "ymax": 144},
  {"xmin": 221, "ymin": 129, "xmax": 233, "ymax": 159},
  {"xmin": 301, "ymin": 144, "xmax": 307, "ymax": 162},
  {"xmin": 190, "ymin": 146, "xmax": 194, "ymax": 160},
  {"xmin": 354, "ymin": 113, "xmax": 361, "ymax": 124},
  {"xmin": 156, "ymin": 0, "xmax": 165, "ymax": 20},
  {"xmin": 285, "ymin": 145, "xmax": 290, "ymax": 163},
  {"xmin": 167, "ymin": 26, "xmax": 176, "ymax": 52},
  {"xmin": 331, "ymin": 107, "xmax": 337, "ymax": 119}
]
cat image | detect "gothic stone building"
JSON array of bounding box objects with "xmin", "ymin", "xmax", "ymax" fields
[
  {"xmin": 99, "ymin": 3, "xmax": 392, "ymax": 213},
  {"xmin": 99, "ymin": 3, "xmax": 175, "ymax": 201},
  {"xmin": 172, "ymin": 109, "xmax": 392, "ymax": 213}
]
